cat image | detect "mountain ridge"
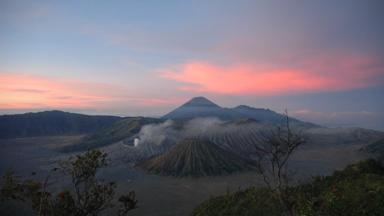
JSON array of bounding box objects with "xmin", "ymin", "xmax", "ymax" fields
[
  {"xmin": 162, "ymin": 97, "xmax": 314, "ymax": 126},
  {"xmin": 61, "ymin": 117, "xmax": 161, "ymax": 152},
  {"xmin": 0, "ymin": 110, "xmax": 122, "ymax": 139},
  {"xmin": 0, "ymin": 97, "xmax": 317, "ymax": 139}
]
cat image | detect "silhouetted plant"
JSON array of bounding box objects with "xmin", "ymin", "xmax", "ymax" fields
[
  {"xmin": 254, "ymin": 111, "xmax": 306, "ymax": 216},
  {"xmin": 0, "ymin": 149, "xmax": 137, "ymax": 216},
  {"xmin": 118, "ymin": 191, "xmax": 138, "ymax": 216}
]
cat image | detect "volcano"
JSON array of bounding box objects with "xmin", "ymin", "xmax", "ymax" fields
[
  {"xmin": 162, "ymin": 97, "xmax": 313, "ymax": 126},
  {"xmin": 162, "ymin": 96, "xmax": 244, "ymax": 120},
  {"xmin": 139, "ymin": 138, "xmax": 256, "ymax": 177}
]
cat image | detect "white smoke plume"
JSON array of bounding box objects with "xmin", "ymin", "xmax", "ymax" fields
[
  {"xmin": 134, "ymin": 117, "xmax": 252, "ymax": 146},
  {"xmin": 182, "ymin": 117, "xmax": 224, "ymax": 136},
  {"xmin": 136, "ymin": 120, "xmax": 177, "ymax": 146},
  {"xmin": 134, "ymin": 138, "xmax": 140, "ymax": 147}
]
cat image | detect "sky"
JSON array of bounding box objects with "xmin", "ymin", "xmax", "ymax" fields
[{"xmin": 0, "ymin": 0, "xmax": 384, "ymax": 130}]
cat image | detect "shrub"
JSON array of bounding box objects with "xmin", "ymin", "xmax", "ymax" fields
[
  {"xmin": 0, "ymin": 150, "xmax": 137, "ymax": 216},
  {"xmin": 191, "ymin": 159, "xmax": 384, "ymax": 216}
]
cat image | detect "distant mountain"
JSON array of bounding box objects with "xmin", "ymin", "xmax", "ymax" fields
[
  {"xmin": 231, "ymin": 105, "xmax": 287, "ymax": 123},
  {"xmin": 0, "ymin": 110, "xmax": 122, "ymax": 139},
  {"xmin": 139, "ymin": 138, "xmax": 256, "ymax": 177},
  {"xmin": 61, "ymin": 117, "xmax": 161, "ymax": 152},
  {"xmin": 179, "ymin": 96, "xmax": 220, "ymax": 108},
  {"xmin": 162, "ymin": 97, "xmax": 241, "ymax": 120},
  {"xmin": 231, "ymin": 105, "xmax": 316, "ymax": 126},
  {"xmin": 162, "ymin": 97, "xmax": 315, "ymax": 126}
]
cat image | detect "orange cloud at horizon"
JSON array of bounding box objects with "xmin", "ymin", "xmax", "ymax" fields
[
  {"xmin": 160, "ymin": 55, "xmax": 383, "ymax": 95},
  {"xmin": 0, "ymin": 73, "xmax": 115, "ymax": 109},
  {"xmin": 0, "ymin": 73, "xmax": 180, "ymax": 110}
]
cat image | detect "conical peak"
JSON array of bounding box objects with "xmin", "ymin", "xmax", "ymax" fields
[{"xmin": 182, "ymin": 97, "xmax": 220, "ymax": 108}]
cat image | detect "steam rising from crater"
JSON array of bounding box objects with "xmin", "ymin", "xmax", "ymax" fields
[
  {"xmin": 134, "ymin": 138, "xmax": 140, "ymax": 147},
  {"xmin": 136, "ymin": 120, "xmax": 177, "ymax": 146},
  {"xmin": 134, "ymin": 117, "xmax": 258, "ymax": 146}
]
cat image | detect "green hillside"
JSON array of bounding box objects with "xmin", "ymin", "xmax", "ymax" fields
[
  {"xmin": 191, "ymin": 159, "xmax": 384, "ymax": 216},
  {"xmin": 61, "ymin": 117, "xmax": 161, "ymax": 152},
  {"xmin": 0, "ymin": 110, "xmax": 121, "ymax": 139}
]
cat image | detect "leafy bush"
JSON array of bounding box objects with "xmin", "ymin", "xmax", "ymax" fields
[
  {"xmin": 192, "ymin": 187, "xmax": 282, "ymax": 216},
  {"xmin": 294, "ymin": 159, "xmax": 384, "ymax": 216},
  {"xmin": 192, "ymin": 159, "xmax": 384, "ymax": 216},
  {"xmin": 0, "ymin": 150, "xmax": 137, "ymax": 216}
]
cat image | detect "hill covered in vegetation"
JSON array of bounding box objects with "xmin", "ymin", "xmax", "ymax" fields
[
  {"xmin": 0, "ymin": 111, "xmax": 122, "ymax": 139},
  {"xmin": 61, "ymin": 117, "xmax": 161, "ymax": 152},
  {"xmin": 140, "ymin": 138, "xmax": 256, "ymax": 177},
  {"xmin": 191, "ymin": 159, "xmax": 384, "ymax": 216}
]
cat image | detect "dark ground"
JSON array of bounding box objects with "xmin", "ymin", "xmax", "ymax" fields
[{"xmin": 0, "ymin": 132, "xmax": 375, "ymax": 216}]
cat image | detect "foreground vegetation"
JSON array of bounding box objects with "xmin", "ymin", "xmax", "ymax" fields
[
  {"xmin": 0, "ymin": 150, "xmax": 137, "ymax": 216},
  {"xmin": 191, "ymin": 159, "xmax": 384, "ymax": 216}
]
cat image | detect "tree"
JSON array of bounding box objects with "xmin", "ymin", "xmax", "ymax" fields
[
  {"xmin": 0, "ymin": 149, "xmax": 137, "ymax": 216},
  {"xmin": 254, "ymin": 111, "xmax": 306, "ymax": 216}
]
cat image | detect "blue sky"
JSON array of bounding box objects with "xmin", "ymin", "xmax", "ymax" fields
[{"xmin": 0, "ymin": 0, "xmax": 384, "ymax": 130}]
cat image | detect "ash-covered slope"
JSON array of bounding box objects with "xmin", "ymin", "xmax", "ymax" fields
[{"xmin": 140, "ymin": 138, "xmax": 256, "ymax": 177}]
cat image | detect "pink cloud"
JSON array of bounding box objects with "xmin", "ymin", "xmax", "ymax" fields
[
  {"xmin": 0, "ymin": 73, "xmax": 180, "ymax": 110},
  {"xmin": 160, "ymin": 54, "xmax": 384, "ymax": 95}
]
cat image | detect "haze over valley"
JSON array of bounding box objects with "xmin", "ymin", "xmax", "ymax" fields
[
  {"xmin": 1, "ymin": 97, "xmax": 383, "ymax": 215},
  {"xmin": 1, "ymin": 1, "xmax": 384, "ymax": 215}
]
